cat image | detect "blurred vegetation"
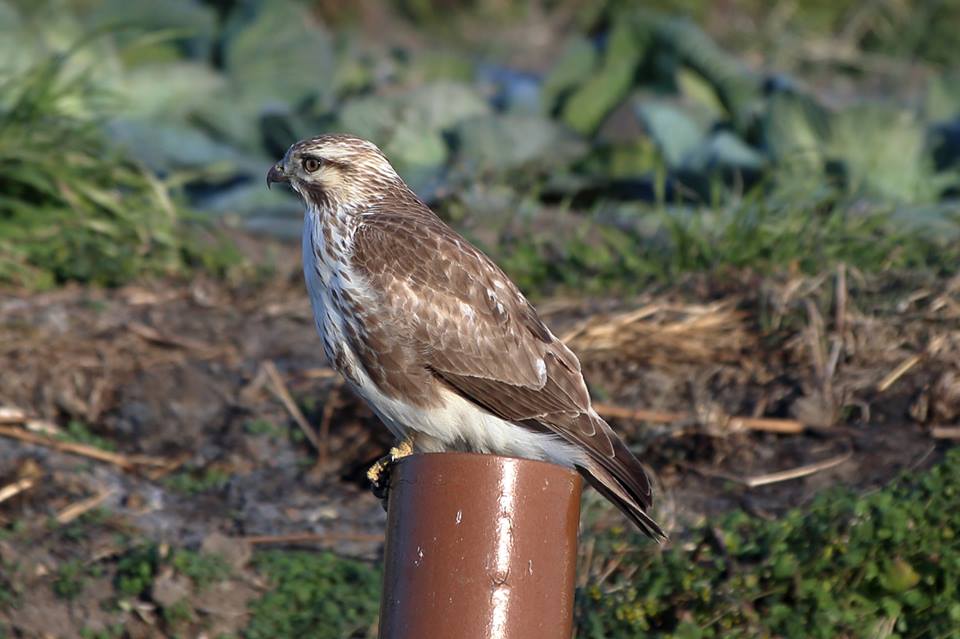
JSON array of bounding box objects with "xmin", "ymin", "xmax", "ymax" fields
[
  {"xmin": 0, "ymin": 53, "xmax": 182, "ymax": 287},
  {"xmin": 0, "ymin": 47, "xmax": 241, "ymax": 288},
  {"xmin": 1, "ymin": 0, "xmax": 958, "ymax": 291},
  {"xmin": 494, "ymin": 186, "xmax": 960, "ymax": 296}
]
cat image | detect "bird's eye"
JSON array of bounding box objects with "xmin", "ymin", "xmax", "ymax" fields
[{"xmin": 302, "ymin": 157, "xmax": 322, "ymax": 173}]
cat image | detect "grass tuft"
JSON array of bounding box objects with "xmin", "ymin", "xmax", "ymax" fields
[{"xmin": 0, "ymin": 49, "xmax": 236, "ymax": 288}]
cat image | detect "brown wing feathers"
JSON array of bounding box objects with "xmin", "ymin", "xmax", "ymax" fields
[
  {"xmin": 352, "ymin": 207, "xmax": 664, "ymax": 540},
  {"xmin": 539, "ymin": 412, "xmax": 663, "ymax": 539}
]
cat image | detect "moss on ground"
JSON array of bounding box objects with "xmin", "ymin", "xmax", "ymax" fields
[{"xmin": 246, "ymin": 551, "xmax": 381, "ymax": 639}]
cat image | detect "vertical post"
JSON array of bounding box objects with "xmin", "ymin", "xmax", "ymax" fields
[{"xmin": 378, "ymin": 452, "xmax": 582, "ymax": 639}]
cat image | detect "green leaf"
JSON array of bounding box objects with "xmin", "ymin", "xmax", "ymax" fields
[
  {"xmin": 763, "ymin": 88, "xmax": 829, "ymax": 175},
  {"xmin": 223, "ymin": 0, "xmax": 335, "ymax": 109},
  {"xmin": 561, "ymin": 19, "xmax": 647, "ymax": 134},
  {"xmin": 827, "ymin": 104, "xmax": 936, "ymax": 202},
  {"xmin": 633, "ymin": 100, "xmax": 707, "ymax": 168},
  {"xmin": 881, "ymin": 558, "xmax": 921, "ymax": 593},
  {"xmin": 541, "ymin": 36, "xmax": 598, "ymax": 112},
  {"xmin": 926, "ymin": 72, "xmax": 960, "ymax": 121},
  {"xmin": 454, "ymin": 113, "xmax": 586, "ymax": 172}
]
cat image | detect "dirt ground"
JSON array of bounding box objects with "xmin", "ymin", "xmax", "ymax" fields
[{"xmin": 1, "ymin": 244, "xmax": 958, "ymax": 636}]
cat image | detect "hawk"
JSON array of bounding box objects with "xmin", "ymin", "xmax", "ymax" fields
[{"xmin": 267, "ymin": 134, "xmax": 664, "ymax": 540}]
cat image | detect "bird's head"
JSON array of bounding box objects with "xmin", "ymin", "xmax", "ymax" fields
[{"xmin": 266, "ymin": 134, "xmax": 402, "ymax": 210}]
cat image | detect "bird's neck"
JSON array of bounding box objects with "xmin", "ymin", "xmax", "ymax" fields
[{"xmin": 307, "ymin": 200, "xmax": 362, "ymax": 239}]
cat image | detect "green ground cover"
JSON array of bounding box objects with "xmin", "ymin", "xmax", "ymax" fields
[{"xmin": 240, "ymin": 448, "xmax": 960, "ymax": 638}]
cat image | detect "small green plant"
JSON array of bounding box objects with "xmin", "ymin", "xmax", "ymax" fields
[
  {"xmin": 52, "ymin": 559, "xmax": 88, "ymax": 600},
  {"xmin": 0, "ymin": 560, "xmax": 23, "ymax": 609},
  {"xmin": 162, "ymin": 599, "xmax": 194, "ymax": 627},
  {"xmin": 79, "ymin": 625, "xmax": 124, "ymax": 639},
  {"xmin": 171, "ymin": 549, "xmax": 231, "ymax": 590},
  {"xmin": 164, "ymin": 466, "xmax": 231, "ymax": 495},
  {"xmin": 245, "ymin": 418, "xmax": 285, "ymax": 438},
  {"xmin": 58, "ymin": 421, "xmax": 116, "ymax": 452},
  {"xmin": 114, "ymin": 544, "xmax": 158, "ymax": 598},
  {"xmin": 246, "ymin": 551, "xmax": 381, "ymax": 639}
]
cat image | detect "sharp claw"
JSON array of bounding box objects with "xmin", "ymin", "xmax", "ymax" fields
[{"xmin": 367, "ymin": 438, "xmax": 415, "ymax": 506}]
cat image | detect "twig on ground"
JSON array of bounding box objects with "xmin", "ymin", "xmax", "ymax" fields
[
  {"xmin": 243, "ymin": 531, "xmax": 384, "ymax": 545},
  {"xmin": 0, "ymin": 406, "xmax": 62, "ymax": 435},
  {"xmin": 0, "ymin": 406, "xmax": 28, "ymax": 424},
  {"xmin": 55, "ymin": 489, "xmax": 114, "ymax": 524},
  {"xmin": 877, "ymin": 354, "xmax": 922, "ymax": 392},
  {"xmin": 127, "ymin": 321, "xmax": 223, "ymax": 357},
  {"xmin": 24, "ymin": 419, "xmax": 62, "ymax": 435},
  {"xmin": 0, "ymin": 407, "xmax": 58, "ymax": 435},
  {"xmin": 727, "ymin": 415, "xmax": 807, "ymax": 435},
  {"xmin": 680, "ymin": 448, "xmax": 853, "ymax": 488},
  {"xmin": 127, "ymin": 322, "xmax": 232, "ymax": 359},
  {"xmin": 742, "ymin": 450, "xmax": 853, "ymax": 487},
  {"xmin": 905, "ymin": 444, "xmax": 937, "ymax": 474},
  {"xmin": 263, "ymin": 360, "xmax": 322, "ymax": 452},
  {"xmin": 593, "ymin": 402, "xmax": 806, "ymax": 434},
  {"xmin": 0, "ymin": 425, "xmax": 169, "ymax": 472},
  {"xmin": 594, "ymin": 403, "xmax": 688, "ymax": 424},
  {"xmin": 931, "ymin": 426, "xmax": 960, "ymax": 440},
  {"xmin": 0, "ymin": 477, "xmax": 36, "ymax": 505},
  {"xmin": 142, "ymin": 452, "xmax": 192, "ymax": 481},
  {"xmin": 835, "ymin": 263, "xmax": 847, "ymax": 335}
]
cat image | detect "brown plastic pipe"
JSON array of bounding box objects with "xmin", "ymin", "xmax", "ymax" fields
[{"xmin": 378, "ymin": 452, "xmax": 583, "ymax": 639}]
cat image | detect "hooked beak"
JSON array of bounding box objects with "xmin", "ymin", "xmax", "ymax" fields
[{"xmin": 266, "ymin": 163, "xmax": 288, "ymax": 189}]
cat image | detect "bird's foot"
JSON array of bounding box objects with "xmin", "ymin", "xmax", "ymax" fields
[{"xmin": 367, "ymin": 437, "xmax": 416, "ymax": 503}]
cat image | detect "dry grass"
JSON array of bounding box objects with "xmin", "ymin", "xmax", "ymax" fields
[
  {"xmin": 3, "ymin": 267, "xmax": 958, "ymax": 455},
  {"xmin": 1, "ymin": 266, "xmax": 958, "ymax": 544},
  {"xmin": 547, "ymin": 268, "xmax": 960, "ymax": 440},
  {"xmin": 561, "ymin": 300, "xmax": 754, "ymax": 368}
]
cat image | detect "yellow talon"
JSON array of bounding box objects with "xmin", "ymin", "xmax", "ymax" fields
[
  {"xmin": 366, "ymin": 436, "xmax": 415, "ymax": 489},
  {"xmin": 390, "ymin": 437, "xmax": 415, "ymax": 461},
  {"xmin": 366, "ymin": 457, "xmax": 389, "ymax": 485}
]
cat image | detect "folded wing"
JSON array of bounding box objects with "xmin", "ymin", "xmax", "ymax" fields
[{"xmin": 352, "ymin": 207, "xmax": 664, "ymax": 539}]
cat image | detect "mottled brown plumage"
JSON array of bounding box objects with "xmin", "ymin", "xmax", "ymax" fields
[{"xmin": 267, "ymin": 133, "xmax": 664, "ymax": 539}]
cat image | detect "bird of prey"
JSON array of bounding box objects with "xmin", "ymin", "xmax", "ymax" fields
[{"xmin": 267, "ymin": 134, "xmax": 664, "ymax": 540}]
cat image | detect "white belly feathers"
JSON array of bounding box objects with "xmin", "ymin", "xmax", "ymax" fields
[{"xmin": 301, "ymin": 208, "xmax": 586, "ymax": 468}]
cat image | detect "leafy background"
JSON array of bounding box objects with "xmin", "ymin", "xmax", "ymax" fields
[{"xmin": 1, "ymin": 0, "xmax": 959, "ymax": 637}]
